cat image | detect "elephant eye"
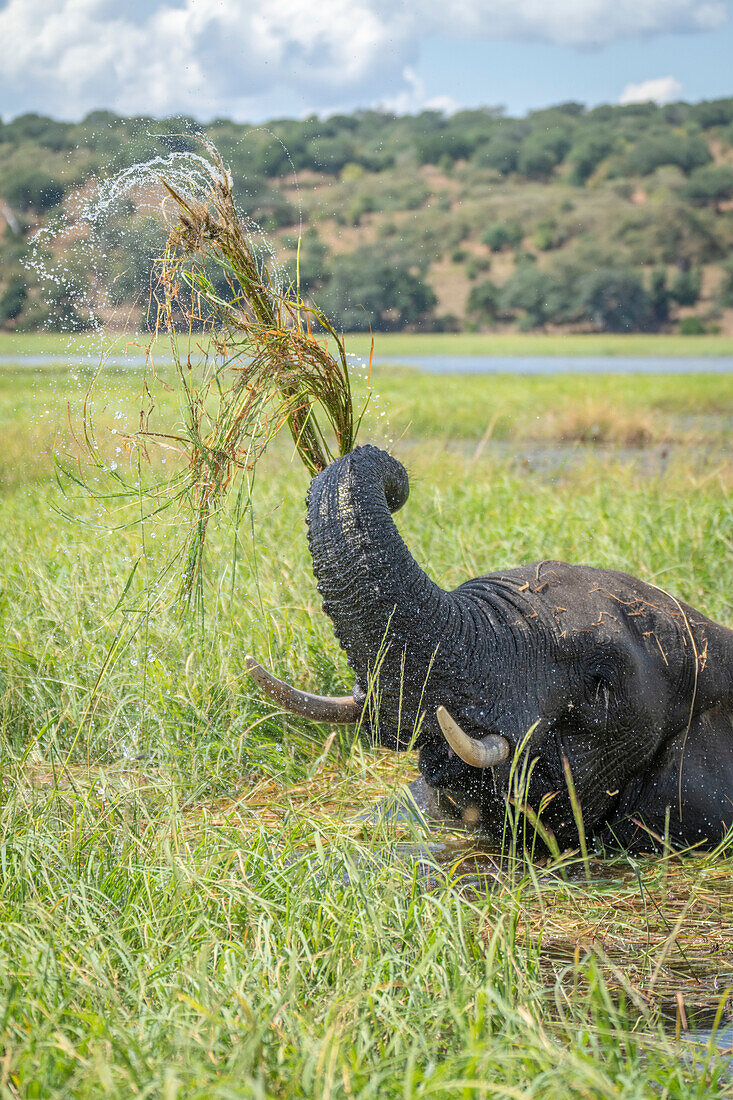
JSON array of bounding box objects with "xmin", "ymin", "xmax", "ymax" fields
[{"xmin": 583, "ymin": 646, "xmax": 626, "ymax": 698}]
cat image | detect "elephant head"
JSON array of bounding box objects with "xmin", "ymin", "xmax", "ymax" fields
[{"xmin": 248, "ymin": 446, "xmax": 733, "ymax": 851}]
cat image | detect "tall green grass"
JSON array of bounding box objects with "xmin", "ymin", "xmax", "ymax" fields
[{"xmin": 1, "ymin": 364, "xmax": 731, "ymax": 1096}]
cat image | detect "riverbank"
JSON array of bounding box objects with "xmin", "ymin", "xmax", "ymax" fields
[{"xmin": 3, "ymin": 329, "xmax": 733, "ymax": 359}]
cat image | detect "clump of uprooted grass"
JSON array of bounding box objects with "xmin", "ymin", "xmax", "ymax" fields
[
  {"xmin": 152, "ymin": 146, "xmax": 369, "ymax": 606},
  {"xmin": 72, "ymin": 143, "xmax": 369, "ymax": 611}
]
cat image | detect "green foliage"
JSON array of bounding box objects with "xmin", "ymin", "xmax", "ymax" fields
[
  {"xmin": 2, "ymin": 97, "xmax": 732, "ymax": 332},
  {"xmin": 679, "ymin": 315, "xmax": 706, "ymax": 334},
  {"xmin": 285, "ymin": 229, "xmax": 331, "ymax": 294},
  {"xmin": 317, "ymin": 246, "xmax": 437, "ymax": 331},
  {"xmin": 474, "ymin": 135, "xmax": 521, "ymax": 175},
  {"xmin": 623, "ymin": 132, "xmax": 712, "ymax": 176},
  {"xmin": 576, "ymin": 268, "xmax": 654, "ymax": 332},
  {"xmin": 481, "ymin": 221, "xmax": 524, "ymax": 252},
  {"xmin": 649, "ymin": 268, "xmax": 670, "ymax": 324},
  {"xmin": 717, "ymin": 257, "xmax": 733, "ymax": 308},
  {"xmin": 499, "ymin": 266, "xmax": 558, "ymax": 329},
  {"xmin": 682, "ymin": 164, "xmax": 733, "ymax": 207},
  {"xmin": 2, "ymin": 168, "xmax": 65, "ymax": 211},
  {"xmin": 466, "ymin": 278, "xmax": 499, "ymax": 324},
  {"xmin": 517, "ymin": 127, "xmax": 571, "ymax": 180},
  {"xmin": 0, "ymin": 274, "xmax": 27, "ymax": 323},
  {"xmin": 568, "ymin": 134, "xmax": 615, "ymax": 185},
  {"xmin": 0, "ymin": 112, "xmax": 72, "ymax": 150},
  {"xmin": 533, "ymin": 219, "xmax": 562, "ymax": 251},
  {"xmin": 669, "ymin": 267, "xmax": 702, "ymax": 307},
  {"xmin": 416, "ymin": 129, "xmax": 473, "ymax": 165},
  {"xmin": 692, "ymin": 97, "xmax": 733, "ymax": 128}
]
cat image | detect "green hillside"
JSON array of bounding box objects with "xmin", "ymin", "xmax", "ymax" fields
[{"xmin": 2, "ymin": 98, "xmax": 733, "ymax": 334}]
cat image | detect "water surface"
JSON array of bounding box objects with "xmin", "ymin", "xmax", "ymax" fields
[{"xmin": 373, "ymin": 355, "xmax": 733, "ymax": 374}]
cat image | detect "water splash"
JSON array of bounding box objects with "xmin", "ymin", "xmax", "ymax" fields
[{"xmin": 24, "ymin": 140, "xmax": 287, "ymax": 339}]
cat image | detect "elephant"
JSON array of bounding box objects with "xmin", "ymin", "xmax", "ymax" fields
[{"xmin": 246, "ymin": 445, "xmax": 733, "ymax": 852}]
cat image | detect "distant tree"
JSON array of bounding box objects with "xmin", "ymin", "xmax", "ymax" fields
[
  {"xmin": 2, "ymin": 169, "xmax": 65, "ymax": 212},
  {"xmin": 499, "ymin": 266, "xmax": 557, "ymax": 328},
  {"xmin": 649, "ymin": 269, "xmax": 670, "ymax": 324},
  {"xmin": 466, "ymin": 279, "xmax": 499, "ymax": 324},
  {"xmin": 717, "ymin": 258, "xmax": 733, "ymax": 308},
  {"xmin": 568, "ymin": 135, "xmax": 614, "ymax": 185},
  {"xmin": 2, "ymin": 113, "xmax": 71, "ymax": 150},
  {"xmin": 682, "ymin": 165, "xmax": 733, "ymax": 209},
  {"xmin": 669, "ymin": 267, "xmax": 702, "ymax": 307},
  {"xmin": 692, "ymin": 98, "xmax": 733, "ymax": 129},
  {"xmin": 481, "ymin": 221, "xmax": 523, "ymax": 252},
  {"xmin": 576, "ymin": 269, "xmax": 654, "ymax": 332},
  {"xmin": 474, "ymin": 136, "xmax": 520, "ymax": 175},
  {"xmin": 517, "ymin": 128, "xmax": 571, "ymax": 180},
  {"xmin": 317, "ymin": 247, "xmax": 436, "ymax": 331},
  {"xmin": 624, "ymin": 133, "xmax": 712, "ymax": 176},
  {"xmin": 0, "ymin": 275, "xmax": 27, "ymax": 324},
  {"xmin": 416, "ymin": 131, "xmax": 473, "ymax": 165}
]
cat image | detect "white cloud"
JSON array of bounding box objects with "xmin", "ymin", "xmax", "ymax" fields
[
  {"xmin": 619, "ymin": 75, "xmax": 685, "ymax": 104},
  {"xmin": 0, "ymin": 0, "xmax": 726, "ymax": 119},
  {"xmin": 380, "ymin": 67, "xmax": 460, "ymax": 116}
]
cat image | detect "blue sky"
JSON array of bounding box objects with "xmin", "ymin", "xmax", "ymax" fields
[
  {"xmin": 0, "ymin": 0, "xmax": 731, "ymax": 122},
  {"xmin": 415, "ymin": 25, "xmax": 733, "ymax": 116}
]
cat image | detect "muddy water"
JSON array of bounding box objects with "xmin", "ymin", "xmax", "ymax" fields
[{"xmin": 358, "ymin": 780, "xmax": 733, "ymax": 1066}]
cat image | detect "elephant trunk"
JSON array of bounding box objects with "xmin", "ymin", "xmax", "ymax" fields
[{"xmin": 306, "ymin": 445, "xmax": 459, "ymax": 743}]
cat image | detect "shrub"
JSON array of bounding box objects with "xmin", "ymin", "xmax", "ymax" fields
[
  {"xmin": 533, "ymin": 220, "xmax": 562, "ymax": 251},
  {"xmin": 466, "ymin": 279, "xmax": 499, "ymax": 323},
  {"xmin": 716, "ymin": 258, "xmax": 733, "ymax": 308},
  {"xmin": 649, "ymin": 269, "xmax": 670, "ymax": 324},
  {"xmin": 499, "ymin": 267, "xmax": 557, "ymax": 328},
  {"xmin": 0, "ymin": 275, "xmax": 27, "ymax": 324},
  {"xmin": 692, "ymin": 98, "xmax": 733, "ymax": 129},
  {"xmin": 517, "ymin": 128, "xmax": 571, "ymax": 180},
  {"xmin": 669, "ymin": 268, "xmax": 702, "ymax": 307},
  {"xmin": 2, "ymin": 169, "xmax": 65, "ymax": 212},
  {"xmin": 416, "ymin": 131, "xmax": 473, "ymax": 165},
  {"xmin": 624, "ymin": 133, "xmax": 711, "ymax": 176},
  {"xmin": 481, "ymin": 221, "xmax": 523, "ymax": 252},
  {"xmin": 682, "ymin": 165, "xmax": 733, "ymax": 208},
  {"xmin": 679, "ymin": 316, "xmax": 706, "ymax": 334},
  {"xmin": 568, "ymin": 135, "xmax": 614, "ymax": 185},
  {"xmin": 474, "ymin": 137, "xmax": 520, "ymax": 175},
  {"xmin": 317, "ymin": 247, "xmax": 437, "ymax": 331},
  {"xmin": 576, "ymin": 269, "xmax": 654, "ymax": 332}
]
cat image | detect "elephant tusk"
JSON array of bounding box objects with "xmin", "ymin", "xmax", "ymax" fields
[
  {"xmin": 436, "ymin": 705, "xmax": 511, "ymax": 769},
  {"xmin": 245, "ymin": 656, "xmax": 362, "ymax": 724}
]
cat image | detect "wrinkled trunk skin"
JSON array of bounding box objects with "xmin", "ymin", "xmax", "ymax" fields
[
  {"xmin": 307, "ymin": 446, "xmax": 467, "ymax": 747},
  {"xmin": 305, "ymin": 445, "xmax": 733, "ymax": 852}
]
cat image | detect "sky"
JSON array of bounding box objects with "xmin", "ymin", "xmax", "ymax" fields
[{"xmin": 0, "ymin": 0, "xmax": 731, "ymax": 123}]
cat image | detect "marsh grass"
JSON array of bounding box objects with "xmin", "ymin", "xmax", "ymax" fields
[{"xmin": 1, "ymin": 365, "xmax": 732, "ymax": 1095}]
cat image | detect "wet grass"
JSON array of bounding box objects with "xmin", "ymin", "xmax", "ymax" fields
[{"xmin": 0, "ymin": 361, "xmax": 732, "ymax": 1096}]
